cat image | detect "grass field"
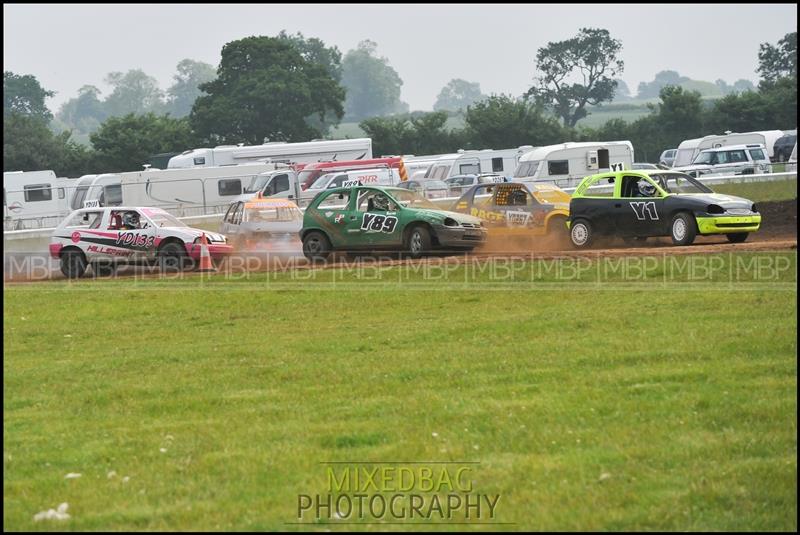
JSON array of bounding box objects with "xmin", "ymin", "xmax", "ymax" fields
[
  {"xmin": 713, "ymin": 179, "xmax": 797, "ymax": 203},
  {"xmin": 4, "ymin": 251, "xmax": 797, "ymax": 531}
]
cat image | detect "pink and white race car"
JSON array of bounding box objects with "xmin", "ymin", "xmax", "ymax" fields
[{"xmin": 50, "ymin": 207, "xmax": 232, "ymax": 278}]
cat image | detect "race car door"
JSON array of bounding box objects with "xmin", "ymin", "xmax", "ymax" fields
[
  {"xmin": 107, "ymin": 209, "xmax": 157, "ymax": 261},
  {"xmin": 614, "ymin": 175, "xmax": 666, "ymax": 236},
  {"xmin": 314, "ymin": 189, "xmax": 357, "ymax": 248},
  {"xmin": 352, "ymin": 188, "xmax": 402, "ymax": 249}
]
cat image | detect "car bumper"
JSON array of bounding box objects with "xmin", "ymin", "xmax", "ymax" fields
[
  {"xmin": 185, "ymin": 243, "xmax": 234, "ymax": 259},
  {"xmin": 696, "ymin": 214, "xmax": 761, "ymax": 234},
  {"xmin": 434, "ymin": 225, "xmax": 487, "ymax": 247}
]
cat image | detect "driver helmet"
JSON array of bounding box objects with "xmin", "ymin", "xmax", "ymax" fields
[
  {"xmin": 123, "ymin": 211, "xmax": 140, "ymax": 228},
  {"xmin": 637, "ymin": 180, "xmax": 656, "ymax": 197},
  {"xmin": 372, "ymin": 195, "xmax": 390, "ymax": 211}
]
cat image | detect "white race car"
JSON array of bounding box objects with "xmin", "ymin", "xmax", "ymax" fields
[{"xmin": 50, "ymin": 206, "xmax": 232, "ymax": 278}]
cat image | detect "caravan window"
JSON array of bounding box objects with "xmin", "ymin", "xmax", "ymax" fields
[
  {"xmin": 218, "ymin": 179, "xmax": 242, "ymax": 196},
  {"xmin": 99, "ymin": 185, "xmax": 123, "ymax": 206},
  {"xmin": 514, "ymin": 161, "xmax": 540, "ymax": 178},
  {"xmin": 24, "ymin": 184, "xmax": 53, "ymax": 202},
  {"xmin": 458, "ymin": 163, "xmax": 480, "ymax": 175},
  {"xmin": 71, "ymin": 186, "xmax": 89, "ymax": 210},
  {"xmin": 548, "ymin": 160, "xmax": 569, "ymax": 176},
  {"xmin": 193, "ymin": 157, "xmax": 206, "ymax": 165},
  {"xmin": 492, "ymin": 158, "xmax": 504, "ymax": 173}
]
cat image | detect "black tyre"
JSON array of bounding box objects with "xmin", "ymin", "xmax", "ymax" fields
[
  {"xmin": 670, "ymin": 212, "xmax": 697, "ymax": 246},
  {"xmin": 158, "ymin": 241, "xmax": 188, "ymax": 272},
  {"xmin": 302, "ymin": 231, "xmax": 331, "ymax": 261},
  {"xmin": 406, "ymin": 225, "xmax": 432, "ymax": 259},
  {"xmin": 91, "ymin": 262, "xmax": 117, "ymax": 277},
  {"xmin": 547, "ymin": 215, "xmax": 570, "ymax": 249},
  {"xmin": 726, "ymin": 232, "xmax": 749, "ymax": 243},
  {"xmin": 60, "ymin": 249, "xmax": 87, "ymax": 279},
  {"xmin": 569, "ymin": 219, "xmax": 593, "ymax": 249}
]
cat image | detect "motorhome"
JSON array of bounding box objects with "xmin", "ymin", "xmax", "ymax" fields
[
  {"xmin": 3, "ymin": 170, "xmax": 76, "ymax": 229},
  {"xmin": 673, "ymin": 131, "xmax": 786, "ymax": 167},
  {"xmin": 424, "ymin": 147, "xmax": 535, "ymax": 180},
  {"xmin": 512, "ymin": 141, "xmax": 634, "ymax": 188},
  {"xmin": 166, "ymin": 138, "xmax": 373, "ymax": 169}
]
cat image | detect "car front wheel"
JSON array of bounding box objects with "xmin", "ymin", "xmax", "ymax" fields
[
  {"xmin": 406, "ymin": 226, "xmax": 431, "ymax": 259},
  {"xmin": 158, "ymin": 242, "xmax": 188, "ymax": 272},
  {"xmin": 670, "ymin": 213, "xmax": 697, "ymax": 246}
]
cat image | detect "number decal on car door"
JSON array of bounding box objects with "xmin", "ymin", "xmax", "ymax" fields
[
  {"xmin": 361, "ymin": 213, "xmax": 398, "ymax": 233},
  {"xmin": 630, "ymin": 201, "xmax": 659, "ymax": 221}
]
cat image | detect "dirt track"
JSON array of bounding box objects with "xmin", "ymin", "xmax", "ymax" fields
[{"xmin": 5, "ymin": 199, "xmax": 797, "ymax": 283}]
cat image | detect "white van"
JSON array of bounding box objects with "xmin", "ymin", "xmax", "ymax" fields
[
  {"xmin": 512, "ymin": 141, "xmax": 634, "ymax": 188},
  {"xmin": 424, "ymin": 147, "xmax": 535, "ymax": 180},
  {"xmin": 299, "ymin": 167, "xmax": 399, "ymax": 204},
  {"xmin": 673, "ymin": 131, "xmax": 785, "ymax": 167}
]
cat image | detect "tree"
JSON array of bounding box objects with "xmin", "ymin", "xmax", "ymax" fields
[
  {"xmin": 4, "ymin": 113, "xmax": 92, "ymax": 176},
  {"xmin": 359, "ymin": 116, "xmax": 414, "ymax": 156},
  {"xmin": 526, "ymin": 28, "xmax": 624, "ymax": 127},
  {"xmin": 90, "ymin": 113, "xmax": 197, "ymax": 172},
  {"xmin": 341, "ymin": 40, "xmax": 407, "ymax": 120},
  {"xmin": 757, "ymin": 31, "xmax": 797, "ymax": 85},
  {"xmin": 190, "ymin": 36, "xmax": 344, "ymax": 145},
  {"xmin": 165, "ymin": 59, "xmax": 217, "ymax": 118},
  {"xmin": 359, "ymin": 111, "xmax": 464, "ymax": 156},
  {"xmin": 433, "ymin": 79, "xmax": 484, "ymax": 112},
  {"xmin": 612, "ymin": 79, "xmax": 632, "ymax": 101},
  {"xmin": 55, "ymin": 85, "xmax": 108, "ymax": 137},
  {"xmin": 103, "ymin": 69, "xmax": 165, "ymax": 117},
  {"xmin": 464, "ymin": 94, "xmax": 566, "ymax": 149},
  {"xmin": 636, "ymin": 70, "xmax": 688, "ymax": 99},
  {"xmin": 4, "ymin": 71, "xmax": 54, "ymax": 120}
]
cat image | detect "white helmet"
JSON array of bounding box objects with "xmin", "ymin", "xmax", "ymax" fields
[{"xmin": 638, "ymin": 180, "xmax": 656, "ymax": 197}]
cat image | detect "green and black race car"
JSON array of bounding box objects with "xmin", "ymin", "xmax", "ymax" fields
[
  {"xmin": 567, "ymin": 170, "xmax": 761, "ymax": 248},
  {"xmin": 300, "ymin": 185, "xmax": 487, "ymax": 260}
]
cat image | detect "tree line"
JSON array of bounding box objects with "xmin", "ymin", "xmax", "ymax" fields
[{"xmin": 3, "ymin": 30, "xmax": 796, "ymax": 177}]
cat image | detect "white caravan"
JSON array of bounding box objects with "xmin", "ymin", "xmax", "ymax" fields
[
  {"xmin": 424, "ymin": 147, "xmax": 535, "ymax": 180},
  {"xmin": 673, "ymin": 130, "xmax": 786, "ymax": 167},
  {"xmin": 3, "ymin": 170, "xmax": 76, "ymax": 229},
  {"xmin": 167, "ymin": 138, "xmax": 373, "ymax": 169},
  {"xmin": 512, "ymin": 141, "xmax": 634, "ymax": 188}
]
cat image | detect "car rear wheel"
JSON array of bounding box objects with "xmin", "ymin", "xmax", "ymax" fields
[
  {"xmin": 726, "ymin": 232, "xmax": 749, "ymax": 243},
  {"xmin": 158, "ymin": 241, "xmax": 188, "ymax": 272},
  {"xmin": 570, "ymin": 219, "xmax": 593, "ymax": 249},
  {"xmin": 302, "ymin": 231, "xmax": 331, "ymax": 261},
  {"xmin": 60, "ymin": 250, "xmax": 87, "ymax": 279},
  {"xmin": 670, "ymin": 212, "xmax": 697, "ymax": 246},
  {"xmin": 406, "ymin": 226, "xmax": 431, "ymax": 259}
]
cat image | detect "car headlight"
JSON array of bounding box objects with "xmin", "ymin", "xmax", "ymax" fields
[
  {"xmin": 707, "ymin": 204, "xmax": 726, "ymax": 215},
  {"xmin": 751, "ymin": 203, "xmax": 758, "ymax": 213},
  {"xmin": 443, "ymin": 217, "xmax": 459, "ymax": 227}
]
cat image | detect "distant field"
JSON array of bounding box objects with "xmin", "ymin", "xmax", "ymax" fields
[{"xmin": 4, "ymin": 251, "xmax": 797, "ymax": 531}]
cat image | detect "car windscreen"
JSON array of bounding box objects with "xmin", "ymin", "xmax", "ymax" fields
[
  {"xmin": 692, "ymin": 152, "xmax": 717, "ymax": 165},
  {"xmin": 651, "ymin": 173, "xmax": 712, "ymax": 194},
  {"xmin": 390, "ymin": 189, "xmax": 439, "ymax": 209},
  {"xmin": 245, "ymin": 175, "xmax": 270, "ymax": 193},
  {"xmin": 309, "ymin": 173, "xmax": 336, "ymax": 189}
]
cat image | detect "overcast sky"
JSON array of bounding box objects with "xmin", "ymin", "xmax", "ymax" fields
[{"xmin": 4, "ymin": 3, "xmax": 797, "ymax": 113}]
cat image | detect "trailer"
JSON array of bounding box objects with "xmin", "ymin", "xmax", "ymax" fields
[
  {"xmin": 3, "ymin": 170, "xmax": 79, "ymax": 230},
  {"xmin": 512, "ymin": 141, "xmax": 634, "ymax": 188},
  {"xmin": 424, "ymin": 147, "xmax": 535, "ymax": 180},
  {"xmin": 166, "ymin": 138, "xmax": 373, "ymax": 169}
]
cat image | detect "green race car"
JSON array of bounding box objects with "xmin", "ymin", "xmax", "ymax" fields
[
  {"xmin": 300, "ymin": 185, "xmax": 487, "ymax": 259},
  {"xmin": 568, "ymin": 170, "xmax": 762, "ymax": 247}
]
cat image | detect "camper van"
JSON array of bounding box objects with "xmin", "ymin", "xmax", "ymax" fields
[
  {"xmin": 512, "ymin": 141, "xmax": 634, "ymax": 188},
  {"xmin": 167, "ymin": 138, "xmax": 373, "ymax": 169},
  {"xmin": 424, "ymin": 147, "xmax": 535, "ymax": 180},
  {"xmin": 673, "ymin": 131, "xmax": 785, "ymax": 168},
  {"xmin": 3, "ymin": 170, "xmax": 76, "ymax": 229}
]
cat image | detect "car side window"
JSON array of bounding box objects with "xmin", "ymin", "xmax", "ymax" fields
[
  {"xmin": 223, "ymin": 203, "xmax": 236, "ymax": 223},
  {"xmin": 317, "ymin": 190, "xmax": 352, "ymax": 209},
  {"xmin": 621, "ymin": 175, "xmax": 659, "ymax": 198}
]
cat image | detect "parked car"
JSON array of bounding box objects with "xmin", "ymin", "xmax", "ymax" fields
[
  {"xmin": 632, "ymin": 163, "xmax": 660, "ymax": 170},
  {"xmin": 659, "ymin": 149, "xmax": 677, "ymax": 167},
  {"xmin": 300, "ymin": 185, "xmax": 486, "ymax": 259},
  {"xmin": 220, "ymin": 196, "xmax": 303, "ymax": 248},
  {"xmin": 674, "ymin": 144, "xmax": 770, "ymax": 178},
  {"xmin": 568, "ymin": 170, "xmax": 760, "ymax": 247},
  {"xmin": 773, "ymin": 131, "xmax": 797, "ymax": 162},
  {"xmin": 395, "ymin": 179, "xmax": 450, "ymax": 200},
  {"xmin": 50, "ymin": 206, "xmax": 232, "ymax": 278},
  {"xmin": 444, "ymin": 173, "xmax": 508, "ymax": 196}
]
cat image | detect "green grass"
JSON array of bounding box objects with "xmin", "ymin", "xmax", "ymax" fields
[
  {"xmin": 712, "ymin": 179, "xmax": 797, "ymax": 203},
  {"xmin": 4, "ymin": 252, "xmax": 797, "ymax": 530}
]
